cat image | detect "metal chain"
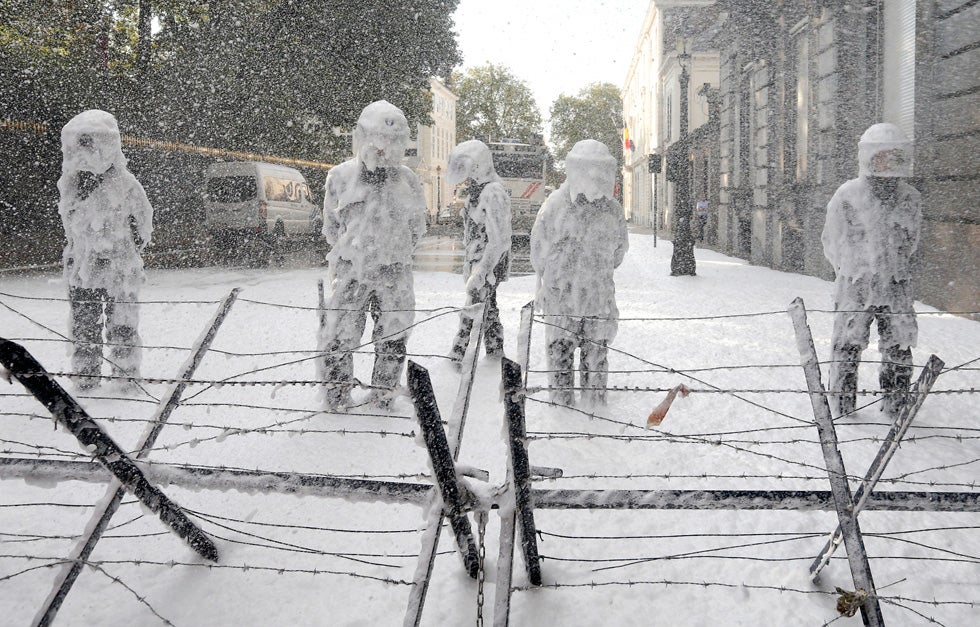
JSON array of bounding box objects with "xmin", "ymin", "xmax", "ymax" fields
[{"xmin": 476, "ymin": 510, "xmax": 487, "ymax": 627}]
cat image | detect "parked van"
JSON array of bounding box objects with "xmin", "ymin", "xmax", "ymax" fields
[{"xmin": 204, "ymin": 161, "xmax": 318, "ymax": 239}]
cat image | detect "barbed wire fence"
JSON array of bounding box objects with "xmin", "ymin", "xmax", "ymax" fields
[
  {"xmin": 0, "ymin": 284, "xmax": 490, "ymax": 626},
  {"xmin": 0, "ymin": 288, "xmax": 978, "ymax": 625},
  {"xmin": 487, "ymin": 299, "xmax": 980, "ymax": 627}
]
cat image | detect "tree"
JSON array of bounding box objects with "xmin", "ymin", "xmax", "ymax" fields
[
  {"xmin": 145, "ymin": 0, "xmax": 462, "ymax": 162},
  {"xmin": 453, "ymin": 63, "xmax": 542, "ymax": 144},
  {"xmin": 0, "ymin": 0, "xmax": 463, "ymax": 265},
  {"xmin": 549, "ymin": 82, "xmax": 624, "ymax": 168}
]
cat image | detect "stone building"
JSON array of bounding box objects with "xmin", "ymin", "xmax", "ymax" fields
[
  {"xmin": 712, "ymin": 0, "xmax": 978, "ymax": 313},
  {"xmin": 622, "ymin": 1, "xmax": 720, "ymax": 233},
  {"xmin": 625, "ymin": 0, "xmax": 978, "ymax": 313},
  {"xmin": 406, "ymin": 77, "xmax": 458, "ymax": 222}
]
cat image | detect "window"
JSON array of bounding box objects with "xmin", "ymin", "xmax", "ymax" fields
[
  {"xmin": 263, "ymin": 176, "xmax": 310, "ymax": 203},
  {"xmin": 795, "ymin": 33, "xmax": 810, "ymax": 181},
  {"xmin": 492, "ymin": 153, "xmax": 544, "ymax": 179},
  {"xmin": 882, "ymin": 0, "xmax": 915, "ymax": 140},
  {"xmin": 207, "ymin": 176, "xmax": 256, "ymax": 203}
]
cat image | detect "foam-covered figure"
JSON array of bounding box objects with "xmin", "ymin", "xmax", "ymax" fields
[
  {"xmin": 530, "ymin": 140, "xmax": 628, "ymax": 405},
  {"xmin": 446, "ymin": 140, "xmax": 512, "ymax": 364},
  {"xmin": 58, "ymin": 110, "xmax": 153, "ymax": 390},
  {"xmin": 318, "ymin": 100, "xmax": 427, "ymax": 409},
  {"xmin": 822, "ymin": 123, "xmax": 922, "ymax": 417}
]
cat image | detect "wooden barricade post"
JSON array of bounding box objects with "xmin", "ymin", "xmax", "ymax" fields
[
  {"xmin": 0, "ymin": 340, "xmax": 219, "ymax": 564},
  {"xmin": 403, "ymin": 354, "xmax": 486, "ymax": 627},
  {"xmin": 788, "ymin": 297, "xmax": 885, "ymax": 627},
  {"xmin": 516, "ymin": 301, "xmax": 534, "ymax": 388},
  {"xmin": 501, "ymin": 357, "xmax": 541, "ymax": 586},
  {"xmin": 407, "ymin": 360, "xmax": 480, "ymax": 577},
  {"xmin": 809, "ymin": 354, "xmax": 945, "ymax": 579},
  {"xmin": 24, "ymin": 287, "xmax": 239, "ymax": 627}
]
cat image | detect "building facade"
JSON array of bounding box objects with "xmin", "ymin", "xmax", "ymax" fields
[
  {"xmin": 622, "ymin": 1, "xmax": 720, "ymax": 235},
  {"xmin": 407, "ymin": 77, "xmax": 457, "ymax": 222},
  {"xmin": 625, "ymin": 0, "xmax": 979, "ymax": 314}
]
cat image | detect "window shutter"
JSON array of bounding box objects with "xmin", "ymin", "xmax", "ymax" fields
[{"xmin": 883, "ymin": 0, "xmax": 916, "ymax": 140}]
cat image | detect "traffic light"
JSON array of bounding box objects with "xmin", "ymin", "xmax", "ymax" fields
[{"xmin": 647, "ymin": 153, "xmax": 662, "ymax": 173}]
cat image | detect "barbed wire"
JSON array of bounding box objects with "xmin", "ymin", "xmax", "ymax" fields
[
  {"xmin": 529, "ymin": 317, "xmax": 814, "ymax": 424},
  {"xmin": 875, "ymin": 598, "xmax": 951, "ymax": 627},
  {"xmin": 1, "ymin": 438, "xmax": 88, "ymax": 458},
  {"xmin": 0, "ymin": 501, "xmax": 99, "ymax": 509},
  {"xmin": 135, "ymin": 459, "xmax": 431, "ymax": 484},
  {"xmin": 174, "ymin": 308, "xmax": 462, "ymax": 402},
  {"xmin": 5, "ymin": 395, "xmax": 391, "ymax": 421},
  {"xmin": 513, "ymin": 578, "xmax": 967, "ymax": 626},
  {"xmin": 0, "ymin": 290, "xmax": 221, "ymax": 305},
  {"xmin": 524, "ymin": 431, "xmax": 980, "ymax": 446},
  {"xmin": 1, "ymin": 289, "xmax": 466, "ymax": 315},
  {"xmin": 3, "ymin": 282, "xmax": 978, "ymax": 624},
  {"xmin": 886, "ymin": 456, "xmax": 980, "ymax": 481},
  {"xmin": 0, "ymin": 560, "xmax": 69, "ymax": 584},
  {"xmin": 182, "ymin": 507, "xmax": 422, "ymax": 535},
  {"xmin": 87, "ymin": 562, "xmax": 176, "ymax": 626},
  {"xmin": 536, "ymin": 308, "xmax": 980, "ymax": 322},
  {"xmin": 523, "ymin": 396, "xmax": 889, "ymax": 483},
  {"xmin": 0, "ymin": 553, "xmax": 415, "ymax": 586},
  {"xmin": 131, "ymin": 410, "xmax": 406, "ymax": 456},
  {"xmin": 943, "ymin": 355, "xmax": 980, "ymax": 374},
  {"xmin": 528, "ymin": 356, "xmax": 979, "ymax": 375},
  {"xmin": 528, "ymin": 383, "xmax": 975, "ymax": 396},
  {"xmin": 199, "ymin": 526, "xmax": 411, "ymax": 569},
  {"xmin": 1, "ymin": 335, "xmax": 456, "ymax": 362},
  {"xmin": 538, "ymin": 539, "xmax": 980, "ymax": 573},
  {"xmin": 178, "ymin": 400, "xmax": 418, "ymax": 421},
  {"xmin": 529, "ymin": 471, "xmax": 979, "ymax": 490},
  {"xmin": 528, "ymin": 420, "xmax": 980, "ymax": 439},
  {"xmin": 2, "ymin": 403, "xmax": 420, "ymax": 435},
  {"xmin": 869, "ymin": 534, "xmax": 980, "ymax": 563},
  {"xmin": 0, "ymin": 299, "xmax": 159, "ymax": 402},
  {"xmin": 237, "ymin": 297, "xmax": 463, "ymax": 315},
  {"xmin": 512, "ymin": 578, "xmax": 835, "ymax": 596},
  {"xmin": 511, "ymin": 578, "xmax": 971, "ymax": 615},
  {"xmin": 537, "ymin": 524, "xmax": 980, "ymax": 543}
]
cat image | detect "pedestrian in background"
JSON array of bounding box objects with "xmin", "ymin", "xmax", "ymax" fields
[{"xmin": 695, "ymin": 195, "xmax": 709, "ymax": 242}]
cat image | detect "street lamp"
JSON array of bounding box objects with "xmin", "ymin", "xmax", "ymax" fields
[
  {"xmin": 436, "ymin": 165, "xmax": 442, "ymax": 223},
  {"xmin": 669, "ymin": 36, "xmax": 697, "ymax": 276}
]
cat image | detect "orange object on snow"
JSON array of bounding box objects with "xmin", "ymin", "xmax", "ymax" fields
[{"xmin": 646, "ymin": 384, "xmax": 690, "ymax": 426}]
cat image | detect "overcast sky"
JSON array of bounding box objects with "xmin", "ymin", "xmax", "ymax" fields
[{"xmin": 452, "ymin": 0, "xmax": 650, "ymax": 129}]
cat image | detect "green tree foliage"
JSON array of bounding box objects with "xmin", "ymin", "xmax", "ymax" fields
[
  {"xmin": 1, "ymin": 0, "xmax": 461, "ymax": 159},
  {"xmin": 0, "ymin": 0, "xmax": 462, "ymax": 266},
  {"xmin": 453, "ymin": 63, "xmax": 542, "ymax": 144},
  {"xmin": 146, "ymin": 0, "xmax": 461, "ymax": 162},
  {"xmin": 549, "ymin": 82, "xmax": 624, "ymax": 168}
]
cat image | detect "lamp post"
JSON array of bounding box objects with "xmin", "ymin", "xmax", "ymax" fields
[
  {"xmin": 436, "ymin": 165, "xmax": 442, "ymax": 223},
  {"xmin": 670, "ymin": 36, "xmax": 697, "ymax": 276}
]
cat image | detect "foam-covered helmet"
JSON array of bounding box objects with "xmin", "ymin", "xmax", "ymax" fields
[
  {"xmin": 858, "ymin": 123, "xmax": 912, "ymax": 178},
  {"xmin": 353, "ymin": 100, "xmax": 410, "ymax": 172},
  {"xmin": 61, "ymin": 109, "xmax": 124, "ymax": 174},
  {"xmin": 446, "ymin": 139, "xmax": 495, "ymax": 186},
  {"xmin": 566, "ymin": 139, "xmax": 617, "ymax": 202}
]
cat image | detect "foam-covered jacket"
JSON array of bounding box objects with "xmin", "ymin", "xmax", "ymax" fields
[
  {"xmin": 322, "ymin": 160, "xmax": 427, "ymax": 280},
  {"xmin": 530, "ymin": 184, "xmax": 628, "ymax": 341}
]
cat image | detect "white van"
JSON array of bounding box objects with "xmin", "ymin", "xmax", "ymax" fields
[{"xmin": 204, "ymin": 161, "xmax": 318, "ymax": 239}]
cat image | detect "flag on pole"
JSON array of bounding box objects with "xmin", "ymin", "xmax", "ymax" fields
[{"xmin": 623, "ymin": 127, "xmax": 630, "ymax": 150}]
